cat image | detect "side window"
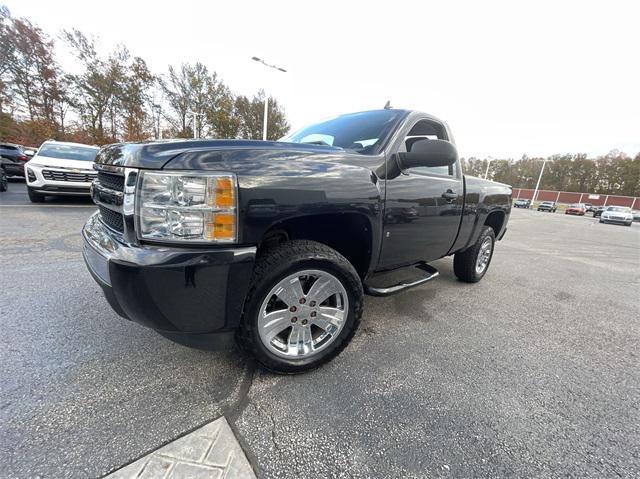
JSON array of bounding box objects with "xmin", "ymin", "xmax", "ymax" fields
[{"xmin": 399, "ymin": 120, "xmax": 454, "ymax": 177}]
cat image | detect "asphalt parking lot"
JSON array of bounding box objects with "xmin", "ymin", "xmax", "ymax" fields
[{"xmin": 1, "ymin": 181, "xmax": 639, "ymax": 478}]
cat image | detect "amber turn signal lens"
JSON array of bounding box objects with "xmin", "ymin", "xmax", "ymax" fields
[
  {"xmin": 215, "ymin": 177, "xmax": 235, "ymax": 208},
  {"xmin": 212, "ymin": 213, "xmax": 235, "ymax": 240}
]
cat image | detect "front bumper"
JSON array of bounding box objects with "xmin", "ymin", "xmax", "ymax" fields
[
  {"xmin": 25, "ymin": 163, "xmax": 95, "ymax": 195},
  {"xmin": 82, "ymin": 213, "xmax": 256, "ymax": 349},
  {"xmin": 601, "ymin": 217, "xmax": 633, "ymax": 225}
]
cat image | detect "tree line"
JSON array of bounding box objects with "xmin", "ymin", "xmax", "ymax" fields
[
  {"xmin": 0, "ymin": 5, "xmax": 289, "ymax": 147},
  {"xmin": 462, "ymin": 150, "xmax": 640, "ymax": 197}
]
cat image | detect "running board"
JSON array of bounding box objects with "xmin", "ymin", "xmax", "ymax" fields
[{"xmin": 364, "ymin": 263, "xmax": 439, "ymax": 297}]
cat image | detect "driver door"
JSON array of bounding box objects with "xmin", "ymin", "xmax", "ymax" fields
[{"xmin": 378, "ymin": 119, "xmax": 464, "ymax": 269}]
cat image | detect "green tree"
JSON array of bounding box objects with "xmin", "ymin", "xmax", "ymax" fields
[
  {"xmin": 63, "ymin": 29, "xmax": 119, "ymax": 142},
  {"xmin": 2, "ymin": 11, "xmax": 59, "ymax": 124},
  {"xmin": 235, "ymin": 90, "xmax": 289, "ymax": 140}
]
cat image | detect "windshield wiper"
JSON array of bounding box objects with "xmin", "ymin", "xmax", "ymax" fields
[{"xmin": 300, "ymin": 140, "xmax": 332, "ymax": 146}]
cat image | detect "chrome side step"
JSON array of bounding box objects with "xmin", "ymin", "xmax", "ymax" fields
[{"xmin": 364, "ymin": 262, "xmax": 439, "ymax": 297}]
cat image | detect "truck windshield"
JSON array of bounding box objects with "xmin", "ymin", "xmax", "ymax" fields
[{"xmin": 281, "ymin": 110, "xmax": 403, "ymax": 155}]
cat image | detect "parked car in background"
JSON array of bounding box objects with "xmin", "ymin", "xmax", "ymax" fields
[
  {"xmin": 514, "ymin": 199, "xmax": 531, "ymax": 208},
  {"xmin": 24, "ymin": 140, "xmax": 99, "ymax": 202},
  {"xmin": 565, "ymin": 203, "xmax": 586, "ymax": 216},
  {"xmin": 0, "ymin": 167, "xmax": 7, "ymax": 191},
  {"xmin": 592, "ymin": 205, "xmax": 607, "ymax": 217},
  {"xmin": 0, "ymin": 142, "xmax": 30, "ymax": 178},
  {"xmin": 600, "ymin": 206, "xmax": 633, "ymax": 226},
  {"xmin": 584, "ymin": 203, "xmax": 594, "ymax": 212},
  {"xmin": 537, "ymin": 201, "xmax": 557, "ymax": 212},
  {"xmin": 632, "ymin": 210, "xmax": 640, "ymax": 222}
]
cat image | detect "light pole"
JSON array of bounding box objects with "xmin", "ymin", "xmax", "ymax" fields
[
  {"xmin": 152, "ymin": 104, "xmax": 162, "ymax": 140},
  {"xmin": 187, "ymin": 110, "xmax": 204, "ymax": 139},
  {"xmin": 251, "ymin": 56, "xmax": 287, "ymax": 141},
  {"xmin": 484, "ymin": 157, "xmax": 494, "ymax": 179},
  {"xmin": 531, "ymin": 159, "xmax": 548, "ymax": 206}
]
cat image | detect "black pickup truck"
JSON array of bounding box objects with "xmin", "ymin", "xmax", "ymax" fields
[{"xmin": 83, "ymin": 109, "xmax": 512, "ymax": 372}]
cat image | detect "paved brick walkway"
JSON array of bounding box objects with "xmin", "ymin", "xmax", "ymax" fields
[{"xmin": 105, "ymin": 417, "xmax": 255, "ymax": 478}]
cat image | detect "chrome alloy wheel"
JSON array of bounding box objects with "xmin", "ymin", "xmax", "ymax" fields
[
  {"xmin": 258, "ymin": 269, "xmax": 349, "ymax": 359},
  {"xmin": 475, "ymin": 237, "xmax": 493, "ymax": 274}
]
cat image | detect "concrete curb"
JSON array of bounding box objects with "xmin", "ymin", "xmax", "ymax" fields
[{"xmin": 104, "ymin": 417, "xmax": 256, "ymax": 478}]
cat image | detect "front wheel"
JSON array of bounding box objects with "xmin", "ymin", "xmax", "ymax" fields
[
  {"xmin": 453, "ymin": 226, "xmax": 496, "ymax": 283},
  {"xmin": 237, "ymin": 240, "xmax": 363, "ymax": 373}
]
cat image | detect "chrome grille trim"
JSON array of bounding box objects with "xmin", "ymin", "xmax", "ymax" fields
[
  {"xmin": 91, "ymin": 166, "xmax": 138, "ymax": 241},
  {"xmin": 42, "ymin": 169, "xmax": 96, "ymax": 182}
]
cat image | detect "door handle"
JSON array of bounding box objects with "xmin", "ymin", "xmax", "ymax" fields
[{"xmin": 442, "ymin": 190, "xmax": 458, "ymax": 202}]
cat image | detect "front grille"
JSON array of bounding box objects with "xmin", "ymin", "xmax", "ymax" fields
[
  {"xmin": 42, "ymin": 169, "xmax": 95, "ymax": 183},
  {"xmin": 97, "ymin": 171, "xmax": 125, "ymax": 192},
  {"xmin": 99, "ymin": 205, "xmax": 124, "ymax": 232}
]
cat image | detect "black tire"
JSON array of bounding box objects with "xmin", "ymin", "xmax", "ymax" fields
[
  {"xmin": 27, "ymin": 187, "xmax": 45, "ymax": 203},
  {"xmin": 237, "ymin": 240, "xmax": 363, "ymax": 374},
  {"xmin": 0, "ymin": 172, "xmax": 7, "ymax": 192},
  {"xmin": 453, "ymin": 226, "xmax": 496, "ymax": 283}
]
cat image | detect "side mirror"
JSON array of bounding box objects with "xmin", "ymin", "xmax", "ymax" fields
[{"xmin": 397, "ymin": 139, "xmax": 458, "ymax": 170}]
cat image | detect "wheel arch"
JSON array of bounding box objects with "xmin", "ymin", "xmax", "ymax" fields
[
  {"xmin": 257, "ymin": 213, "xmax": 374, "ymax": 280},
  {"xmin": 484, "ymin": 210, "xmax": 506, "ymax": 237}
]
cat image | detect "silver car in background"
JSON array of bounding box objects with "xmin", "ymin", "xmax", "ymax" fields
[{"xmin": 599, "ymin": 206, "xmax": 634, "ymax": 226}]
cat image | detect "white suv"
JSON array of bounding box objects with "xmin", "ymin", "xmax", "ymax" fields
[{"xmin": 25, "ymin": 141, "xmax": 99, "ymax": 202}]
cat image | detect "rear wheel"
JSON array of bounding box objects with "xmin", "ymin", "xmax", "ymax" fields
[
  {"xmin": 237, "ymin": 240, "xmax": 363, "ymax": 373},
  {"xmin": 0, "ymin": 170, "xmax": 7, "ymax": 192},
  {"xmin": 27, "ymin": 187, "xmax": 45, "ymax": 203},
  {"xmin": 453, "ymin": 226, "xmax": 496, "ymax": 283}
]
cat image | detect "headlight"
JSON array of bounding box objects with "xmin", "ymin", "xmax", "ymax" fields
[{"xmin": 136, "ymin": 171, "xmax": 237, "ymax": 243}]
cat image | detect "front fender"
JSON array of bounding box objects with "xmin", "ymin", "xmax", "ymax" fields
[{"xmin": 162, "ymin": 149, "xmax": 384, "ymax": 249}]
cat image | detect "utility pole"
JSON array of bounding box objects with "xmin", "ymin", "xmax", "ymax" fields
[{"xmin": 251, "ymin": 56, "xmax": 287, "ymax": 141}]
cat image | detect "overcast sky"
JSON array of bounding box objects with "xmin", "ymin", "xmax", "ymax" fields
[{"xmin": 5, "ymin": 0, "xmax": 640, "ymax": 158}]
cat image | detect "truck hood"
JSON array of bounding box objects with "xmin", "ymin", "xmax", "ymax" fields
[{"xmin": 94, "ymin": 139, "xmax": 349, "ymax": 170}]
